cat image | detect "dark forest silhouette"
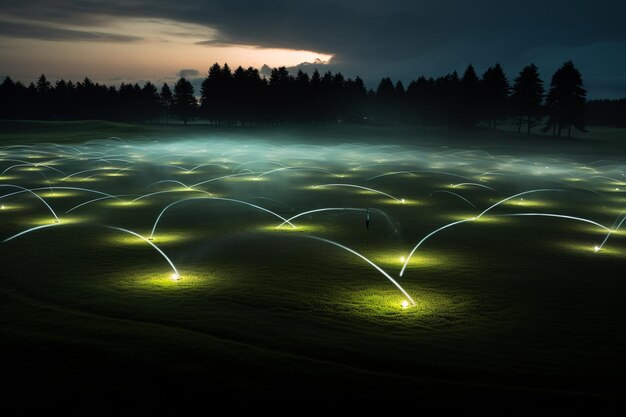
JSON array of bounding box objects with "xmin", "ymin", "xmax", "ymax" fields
[{"xmin": 1, "ymin": 60, "xmax": 621, "ymax": 136}]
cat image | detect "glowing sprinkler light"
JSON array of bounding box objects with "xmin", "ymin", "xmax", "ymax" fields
[
  {"xmin": 304, "ymin": 235, "xmax": 416, "ymax": 305},
  {"xmin": 400, "ymin": 256, "xmax": 405, "ymax": 263},
  {"xmin": 401, "ymin": 198, "xmax": 405, "ymax": 204},
  {"xmin": 401, "ymin": 300, "xmax": 409, "ymax": 309},
  {"xmin": 594, "ymin": 246, "xmax": 600, "ymax": 252},
  {"xmin": 107, "ymin": 226, "xmax": 180, "ymax": 281},
  {"xmin": 1, "ymin": 205, "xmax": 4, "ymax": 210}
]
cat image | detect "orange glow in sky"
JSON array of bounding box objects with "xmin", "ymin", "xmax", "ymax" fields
[{"xmin": 0, "ymin": 18, "xmax": 333, "ymax": 82}]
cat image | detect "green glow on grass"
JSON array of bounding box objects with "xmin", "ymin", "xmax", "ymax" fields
[
  {"xmin": 344, "ymin": 288, "xmax": 469, "ymax": 319},
  {"xmin": 375, "ymin": 197, "xmax": 419, "ymax": 206},
  {"xmin": 602, "ymin": 205, "xmax": 626, "ymax": 216},
  {"xmin": 25, "ymin": 215, "xmax": 89, "ymax": 226},
  {"xmin": 258, "ymin": 223, "xmax": 325, "ymax": 233},
  {"xmin": 502, "ymin": 199, "xmax": 552, "ymax": 208},
  {"xmin": 0, "ymin": 203, "xmax": 23, "ymax": 211},
  {"xmin": 371, "ymin": 251, "xmax": 445, "ymax": 269},
  {"xmin": 105, "ymin": 200, "xmax": 150, "ymax": 208},
  {"xmin": 597, "ymin": 186, "xmax": 625, "ymax": 193},
  {"xmin": 108, "ymin": 231, "xmax": 191, "ymax": 246},
  {"xmin": 74, "ymin": 177, "xmax": 103, "ymax": 183},
  {"xmin": 109, "ymin": 268, "xmax": 212, "ymax": 290},
  {"xmin": 555, "ymin": 241, "xmax": 625, "ymax": 256},
  {"xmin": 37, "ymin": 191, "xmax": 79, "ymax": 198},
  {"xmin": 224, "ymin": 176, "xmax": 267, "ymax": 182},
  {"xmin": 439, "ymin": 213, "xmax": 509, "ymax": 223},
  {"xmin": 570, "ymin": 224, "xmax": 626, "ymax": 237}
]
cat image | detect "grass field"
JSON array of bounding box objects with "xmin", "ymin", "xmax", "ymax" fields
[{"xmin": 1, "ymin": 121, "xmax": 625, "ymax": 411}]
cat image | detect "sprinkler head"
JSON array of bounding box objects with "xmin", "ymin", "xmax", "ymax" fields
[
  {"xmin": 400, "ymin": 256, "xmax": 405, "ymax": 263},
  {"xmin": 401, "ymin": 300, "xmax": 409, "ymax": 309},
  {"xmin": 401, "ymin": 198, "xmax": 405, "ymax": 204},
  {"xmin": 593, "ymin": 246, "xmax": 600, "ymax": 252},
  {"xmin": 1, "ymin": 205, "xmax": 4, "ymax": 210},
  {"xmin": 171, "ymin": 273, "xmax": 180, "ymax": 281}
]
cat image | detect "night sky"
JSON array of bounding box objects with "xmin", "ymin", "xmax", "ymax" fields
[{"xmin": 1, "ymin": 0, "xmax": 625, "ymax": 98}]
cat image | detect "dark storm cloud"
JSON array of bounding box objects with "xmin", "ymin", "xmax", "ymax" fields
[
  {"xmin": 178, "ymin": 69, "xmax": 200, "ymax": 78},
  {"xmin": 1, "ymin": 0, "xmax": 625, "ymax": 97},
  {"xmin": 0, "ymin": 19, "xmax": 142, "ymax": 42}
]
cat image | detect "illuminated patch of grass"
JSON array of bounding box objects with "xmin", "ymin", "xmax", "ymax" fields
[
  {"xmin": 0, "ymin": 203, "xmax": 23, "ymax": 211},
  {"xmin": 370, "ymin": 250, "xmax": 449, "ymax": 269},
  {"xmin": 341, "ymin": 287, "xmax": 472, "ymax": 322},
  {"xmin": 259, "ymin": 223, "xmax": 326, "ymax": 233},
  {"xmin": 24, "ymin": 215, "xmax": 91, "ymax": 226},
  {"xmin": 502, "ymin": 199, "xmax": 553, "ymax": 208},
  {"xmin": 108, "ymin": 267, "xmax": 214, "ymax": 291},
  {"xmin": 36, "ymin": 191, "xmax": 79, "ymax": 198},
  {"xmin": 105, "ymin": 200, "xmax": 151, "ymax": 208},
  {"xmin": 553, "ymin": 241, "xmax": 625, "ymax": 256},
  {"xmin": 106, "ymin": 230, "xmax": 197, "ymax": 246}
]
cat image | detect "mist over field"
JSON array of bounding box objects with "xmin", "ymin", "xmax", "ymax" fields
[{"xmin": 1, "ymin": 121, "xmax": 625, "ymax": 411}]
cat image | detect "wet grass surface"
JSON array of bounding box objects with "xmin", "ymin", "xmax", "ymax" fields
[{"xmin": 1, "ymin": 121, "xmax": 625, "ymax": 411}]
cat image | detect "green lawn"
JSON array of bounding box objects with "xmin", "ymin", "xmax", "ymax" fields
[{"xmin": 1, "ymin": 121, "xmax": 625, "ymax": 411}]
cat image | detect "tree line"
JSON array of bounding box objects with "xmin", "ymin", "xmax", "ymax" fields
[{"xmin": 0, "ymin": 60, "xmax": 609, "ymax": 137}]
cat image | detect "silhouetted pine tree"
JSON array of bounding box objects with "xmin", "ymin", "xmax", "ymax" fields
[
  {"xmin": 309, "ymin": 69, "xmax": 323, "ymax": 121},
  {"xmin": 141, "ymin": 82, "xmax": 160, "ymax": 123},
  {"xmin": 159, "ymin": 83, "xmax": 173, "ymax": 124},
  {"xmin": 231, "ymin": 66, "xmax": 246, "ymax": 125},
  {"xmin": 244, "ymin": 67, "xmax": 266, "ymax": 125},
  {"xmin": 344, "ymin": 76, "xmax": 367, "ymax": 121},
  {"xmin": 172, "ymin": 77, "xmax": 197, "ymax": 125},
  {"xmin": 53, "ymin": 79, "xmax": 73, "ymax": 120},
  {"xmin": 221, "ymin": 64, "xmax": 235, "ymax": 125},
  {"xmin": 436, "ymin": 72, "xmax": 461, "ymax": 126},
  {"xmin": 118, "ymin": 83, "xmax": 139, "ymax": 121},
  {"xmin": 481, "ymin": 63, "xmax": 510, "ymax": 130},
  {"xmin": 544, "ymin": 61, "xmax": 587, "ymax": 137},
  {"xmin": 330, "ymin": 72, "xmax": 345, "ymax": 121},
  {"xmin": 511, "ymin": 64, "xmax": 544, "ymax": 134},
  {"xmin": 294, "ymin": 69, "xmax": 311, "ymax": 122},
  {"xmin": 34, "ymin": 74, "xmax": 51, "ymax": 119},
  {"xmin": 394, "ymin": 80, "xmax": 406, "ymax": 122},
  {"xmin": 375, "ymin": 77, "xmax": 395, "ymax": 123},
  {"xmin": 406, "ymin": 76, "xmax": 435, "ymax": 124},
  {"xmin": 0, "ymin": 77, "xmax": 24, "ymax": 119},
  {"xmin": 200, "ymin": 63, "xmax": 223, "ymax": 124},
  {"xmin": 460, "ymin": 65, "xmax": 481, "ymax": 127},
  {"xmin": 319, "ymin": 71, "xmax": 334, "ymax": 121},
  {"xmin": 269, "ymin": 66, "xmax": 292, "ymax": 123}
]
